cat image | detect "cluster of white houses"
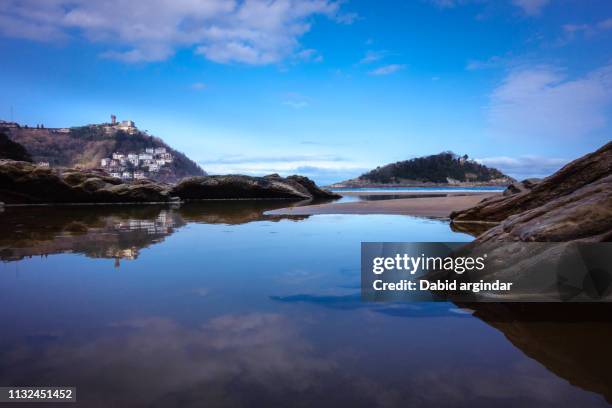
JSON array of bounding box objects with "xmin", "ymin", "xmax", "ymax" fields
[{"xmin": 100, "ymin": 147, "xmax": 173, "ymax": 180}]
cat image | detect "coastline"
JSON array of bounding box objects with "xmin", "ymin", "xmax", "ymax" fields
[{"xmin": 266, "ymin": 191, "xmax": 498, "ymax": 218}]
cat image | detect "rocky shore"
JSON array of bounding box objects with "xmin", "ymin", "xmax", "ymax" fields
[
  {"xmin": 0, "ymin": 160, "xmax": 339, "ymax": 205},
  {"xmin": 450, "ymin": 141, "xmax": 612, "ymax": 242}
]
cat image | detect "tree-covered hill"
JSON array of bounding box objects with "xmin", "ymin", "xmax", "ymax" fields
[{"xmin": 354, "ymin": 152, "xmax": 513, "ymax": 185}]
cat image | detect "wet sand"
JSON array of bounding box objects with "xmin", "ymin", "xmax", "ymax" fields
[{"xmin": 266, "ymin": 192, "xmax": 498, "ymax": 218}]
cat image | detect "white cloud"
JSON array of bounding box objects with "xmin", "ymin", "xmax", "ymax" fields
[
  {"xmin": 0, "ymin": 0, "xmax": 354, "ymax": 64},
  {"xmin": 476, "ymin": 156, "xmax": 568, "ymax": 179},
  {"xmin": 368, "ymin": 64, "xmax": 406, "ymax": 76},
  {"xmin": 488, "ymin": 64, "xmax": 612, "ymax": 139}
]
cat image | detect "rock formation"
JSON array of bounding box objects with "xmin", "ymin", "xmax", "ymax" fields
[
  {"xmin": 170, "ymin": 174, "xmax": 340, "ymax": 201},
  {"xmin": 450, "ymin": 141, "xmax": 612, "ymax": 242},
  {"xmin": 0, "ymin": 160, "xmax": 339, "ymax": 205},
  {"xmin": 0, "ymin": 160, "xmax": 172, "ymax": 204}
]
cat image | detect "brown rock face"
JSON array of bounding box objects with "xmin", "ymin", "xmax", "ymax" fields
[
  {"xmin": 170, "ymin": 174, "xmax": 340, "ymax": 200},
  {"xmin": 450, "ymin": 142, "xmax": 612, "ymax": 242}
]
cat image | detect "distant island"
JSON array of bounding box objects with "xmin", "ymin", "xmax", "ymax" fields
[
  {"xmin": 0, "ymin": 116, "xmax": 205, "ymax": 183},
  {"xmin": 331, "ymin": 152, "xmax": 514, "ymax": 188}
]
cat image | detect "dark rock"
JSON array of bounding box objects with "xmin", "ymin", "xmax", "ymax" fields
[
  {"xmin": 285, "ymin": 175, "xmax": 341, "ymax": 199},
  {"xmin": 450, "ymin": 141, "xmax": 612, "ymax": 242},
  {"xmin": 0, "ymin": 160, "xmax": 171, "ymax": 204},
  {"xmin": 0, "ymin": 160, "xmax": 340, "ymax": 205},
  {"xmin": 171, "ymin": 174, "xmax": 340, "ymax": 200}
]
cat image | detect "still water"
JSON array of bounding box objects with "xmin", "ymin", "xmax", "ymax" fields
[{"xmin": 0, "ymin": 202, "xmax": 610, "ymax": 407}]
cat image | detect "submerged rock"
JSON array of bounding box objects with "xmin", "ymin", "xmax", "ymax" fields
[
  {"xmin": 450, "ymin": 141, "xmax": 612, "ymax": 242},
  {"xmin": 170, "ymin": 174, "xmax": 340, "ymax": 200}
]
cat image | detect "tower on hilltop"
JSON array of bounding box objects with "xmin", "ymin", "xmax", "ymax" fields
[{"xmin": 111, "ymin": 114, "xmax": 117, "ymax": 125}]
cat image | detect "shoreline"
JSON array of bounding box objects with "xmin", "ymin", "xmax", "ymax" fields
[{"xmin": 266, "ymin": 191, "xmax": 498, "ymax": 218}]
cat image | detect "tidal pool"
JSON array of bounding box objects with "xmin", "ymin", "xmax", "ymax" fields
[{"xmin": 0, "ymin": 202, "xmax": 610, "ymax": 407}]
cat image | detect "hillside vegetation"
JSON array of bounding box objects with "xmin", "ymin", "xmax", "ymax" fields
[
  {"xmin": 356, "ymin": 152, "xmax": 512, "ymax": 185},
  {"xmin": 3, "ymin": 124, "xmax": 205, "ymax": 182}
]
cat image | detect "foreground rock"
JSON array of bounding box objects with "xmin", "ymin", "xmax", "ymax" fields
[
  {"xmin": 0, "ymin": 160, "xmax": 339, "ymax": 205},
  {"xmin": 450, "ymin": 141, "xmax": 612, "ymax": 242},
  {"xmin": 0, "ymin": 160, "xmax": 172, "ymax": 204},
  {"xmin": 170, "ymin": 174, "xmax": 340, "ymax": 200},
  {"xmin": 424, "ymin": 142, "xmax": 611, "ymax": 301}
]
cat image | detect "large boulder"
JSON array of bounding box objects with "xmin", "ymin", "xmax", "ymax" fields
[
  {"xmin": 450, "ymin": 141, "xmax": 612, "ymax": 242},
  {"xmin": 0, "ymin": 160, "xmax": 172, "ymax": 204},
  {"xmin": 171, "ymin": 174, "xmax": 340, "ymax": 200}
]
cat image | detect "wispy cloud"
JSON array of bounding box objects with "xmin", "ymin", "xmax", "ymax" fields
[
  {"xmin": 466, "ymin": 55, "xmax": 505, "ymax": 70},
  {"xmin": 511, "ymin": 0, "xmax": 550, "ymax": 16},
  {"xmin": 191, "ymin": 82, "xmax": 207, "ymax": 91},
  {"xmin": 560, "ymin": 17, "xmax": 612, "ymax": 43},
  {"xmin": 0, "ymin": 0, "xmax": 355, "ymax": 64},
  {"xmin": 368, "ymin": 64, "xmax": 406, "ymax": 76},
  {"xmin": 476, "ymin": 156, "xmax": 568, "ymax": 179},
  {"xmin": 282, "ymin": 92, "xmax": 310, "ymax": 109},
  {"xmin": 426, "ymin": 0, "xmax": 551, "ymax": 16},
  {"xmin": 359, "ymin": 50, "xmax": 389, "ymax": 64},
  {"xmin": 295, "ymin": 48, "xmax": 323, "ymax": 63},
  {"xmin": 203, "ymin": 154, "xmax": 348, "ymax": 165},
  {"xmin": 200, "ymin": 154, "xmax": 368, "ymax": 184},
  {"xmin": 487, "ymin": 63, "xmax": 612, "ymax": 139}
]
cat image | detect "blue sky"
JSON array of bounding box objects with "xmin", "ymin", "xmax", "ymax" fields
[{"xmin": 1, "ymin": 0, "xmax": 611, "ymax": 184}]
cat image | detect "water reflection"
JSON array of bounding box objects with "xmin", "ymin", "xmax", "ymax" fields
[
  {"xmin": 0, "ymin": 203, "xmax": 610, "ymax": 407},
  {"xmin": 465, "ymin": 302, "xmax": 612, "ymax": 404},
  {"xmin": 0, "ymin": 201, "xmax": 309, "ymax": 263}
]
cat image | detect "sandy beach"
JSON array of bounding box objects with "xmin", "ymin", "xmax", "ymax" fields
[{"xmin": 266, "ymin": 191, "xmax": 498, "ymax": 218}]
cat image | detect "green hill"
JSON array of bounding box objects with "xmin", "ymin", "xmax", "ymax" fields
[{"xmin": 346, "ymin": 152, "xmax": 513, "ymax": 186}]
